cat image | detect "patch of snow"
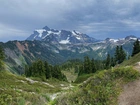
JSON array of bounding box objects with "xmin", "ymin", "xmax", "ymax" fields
[
  {"xmin": 75, "ymin": 31, "xmax": 82, "ymax": 34},
  {"xmin": 59, "ymin": 37, "xmax": 70, "ymax": 44},
  {"xmin": 91, "ymin": 46, "xmax": 102, "ymax": 50},
  {"xmin": 72, "ymin": 31, "xmax": 82, "ymax": 40},
  {"xmin": 130, "ymin": 37, "xmax": 137, "ymax": 40},
  {"xmin": 36, "ymin": 29, "xmax": 46, "ymax": 37},
  {"xmin": 113, "ymin": 39, "xmax": 119, "ymax": 42},
  {"xmin": 110, "ymin": 39, "xmax": 119, "ymax": 43},
  {"xmin": 76, "ymin": 36, "xmax": 81, "ymax": 40},
  {"xmin": 71, "ymin": 50, "xmax": 76, "ymax": 52},
  {"xmin": 53, "ymin": 50, "xmax": 59, "ymax": 53},
  {"xmin": 47, "ymin": 30, "xmax": 61, "ymax": 35},
  {"xmin": 42, "ymin": 30, "xmax": 61, "ymax": 39},
  {"xmin": 59, "ymin": 40, "xmax": 70, "ymax": 44},
  {"xmin": 34, "ymin": 35, "xmax": 37, "ymax": 39},
  {"xmin": 79, "ymin": 48, "xmax": 89, "ymax": 53},
  {"xmin": 72, "ymin": 31, "xmax": 77, "ymax": 36}
]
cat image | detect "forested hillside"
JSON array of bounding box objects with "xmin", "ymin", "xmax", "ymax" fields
[{"xmin": 0, "ymin": 39, "xmax": 140, "ymax": 105}]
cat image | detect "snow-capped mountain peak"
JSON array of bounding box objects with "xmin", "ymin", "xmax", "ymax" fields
[
  {"xmin": 103, "ymin": 35, "xmax": 139, "ymax": 46},
  {"xmin": 27, "ymin": 26, "xmax": 97, "ymax": 44},
  {"xmin": 125, "ymin": 35, "xmax": 137, "ymax": 40},
  {"xmin": 43, "ymin": 26, "xmax": 50, "ymax": 31},
  {"xmin": 35, "ymin": 29, "xmax": 46, "ymax": 38}
]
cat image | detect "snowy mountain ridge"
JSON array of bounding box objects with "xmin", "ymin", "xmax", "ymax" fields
[{"xmin": 27, "ymin": 26, "xmax": 97, "ymax": 44}]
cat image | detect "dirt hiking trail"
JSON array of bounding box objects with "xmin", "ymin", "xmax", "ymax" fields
[{"xmin": 118, "ymin": 62, "xmax": 140, "ymax": 105}]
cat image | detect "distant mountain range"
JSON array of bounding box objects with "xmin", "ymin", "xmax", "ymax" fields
[
  {"xmin": 27, "ymin": 26, "xmax": 98, "ymax": 44},
  {"xmin": 1, "ymin": 26, "xmax": 139, "ymax": 74}
]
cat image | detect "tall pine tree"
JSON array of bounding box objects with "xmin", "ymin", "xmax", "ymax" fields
[
  {"xmin": 119, "ymin": 46, "xmax": 126, "ymax": 64},
  {"xmin": 91, "ymin": 58, "xmax": 96, "ymax": 73},
  {"xmin": 105, "ymin": 53, "xmax": 111, "ymax": 69},
  {"xmin": 114, "ymin": 46, "xmax": 126, "ymax": 64},
  {"xmin": 110, "ymin": 57, "xmax": 115, "ymax": 67},
  {"xmin": 83, "ymin": 56, "xmax": 91, "ymax": 74},
  {"xmin": 115, "ymin": 46, "xmax": 120, "ymax": 64},
  {"xmin": 44, "ymin": 61, "xmax": 51, "ymax": 79},
  {"xmin": 0, "ymin": 45, "xmax": 5, "ymax": 70},
  {"xmin": 132, "ymin": 39, "xmax": 140, "ymax": 56}
]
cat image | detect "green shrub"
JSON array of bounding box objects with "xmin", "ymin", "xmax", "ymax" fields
[{"xmin": 55, "ymin": 67, "xmax": 140, "ymax": 105}]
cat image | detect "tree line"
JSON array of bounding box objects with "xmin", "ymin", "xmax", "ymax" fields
[
  {"xmin": 78, "ymin": 45, "xmax": 126, "ymax": 76},
  {"xmin": 105, "ymin": 45, "xmax": 126, "ymax": 69},
  {"xmin": 25, "ymin": 59, "xmax": 67, "ymax": 81},
  {"xmin": 78, "ymin": 39, "xmax": 140, "ymax": 76}
]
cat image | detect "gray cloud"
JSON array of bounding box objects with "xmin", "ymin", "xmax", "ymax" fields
[{"xmin": 0, "ymin": 0, "xmax": 140, "ymax": 42}]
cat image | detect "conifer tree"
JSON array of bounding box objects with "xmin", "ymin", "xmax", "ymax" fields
[
  {"xmin": 25, "ymin": 65, "xmax": 29, "ymax": 76},
  {"xmin": 91, "ymin": 58, "xmax": 96, "ymax": 73},
  {"xmin": 110, "ymin": 57, "xmax": 115, "ymax": 67},
  {"xmin": 119, "ymin": 46, "xmax": 126, "ymax": 64},
  {"xmin": 115, "ymin": 46, "xmax": 120, "ymax": 64},
  {"xmin": 32, "ymin": 61, "xmax": 38, "ymax": 76},
  {"xmin": 37, "ymin": 60, "xmax": 45, "ymax": 76},
  {"xmin": 25, "ymin": 60, "xmax": 67, "ymax": 81},
  {"xmin": 132, "ymin": 39, "xmax": 140, "ymax": 56},
  {"xmin": 44, "ymin": 61, "xmax": 51, "ymax": 79},
  {"xmin": 83, "ymin": 56, "xmax": 91, "ymax": 74},
  {"xmin": 78, "ymin": 64, "xmax": 84, "ymax": 76},
  {"xmin": 114, "ymin": 46, "xmax": 126, "ymax": 64},
  {"xmin": 105, "ymin": 53, "xmax": 111, "ymax": 69},
  {"xmin": 0, "ymin": 45, "xmax": 5, "ymax": 70}
]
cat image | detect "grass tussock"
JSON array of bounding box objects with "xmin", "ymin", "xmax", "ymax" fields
[{"xmin": 55, "ymin": 67, "xmax": 140, "ymax": 105}]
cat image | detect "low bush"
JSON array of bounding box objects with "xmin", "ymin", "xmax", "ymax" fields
[{"xmin": 55, "ymin": 67, "xmax": 140, "ymax": 105}]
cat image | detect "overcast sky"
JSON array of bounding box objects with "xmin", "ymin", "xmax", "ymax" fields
[{"xmin": 0, "ymin": 0, "xmax": 140, "ymax": 42}]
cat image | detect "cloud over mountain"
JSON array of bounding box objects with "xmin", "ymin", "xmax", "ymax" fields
[{"xmin": 0, "ymin": 0, "xmax": 140, "ymax": 42}]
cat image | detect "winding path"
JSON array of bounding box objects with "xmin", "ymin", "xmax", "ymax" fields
[{"xmin": 118, "ymin": 62, "xmax": 140, "ymax": 105}]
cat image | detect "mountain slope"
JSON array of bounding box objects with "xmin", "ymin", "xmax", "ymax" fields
[
  {"xmin": 1, "ymin": 26, "xmax": 140, "ymax": 74},
  {"xmin": 1, "ymin": 41, "xmax": 65, "ymax": 74}
]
